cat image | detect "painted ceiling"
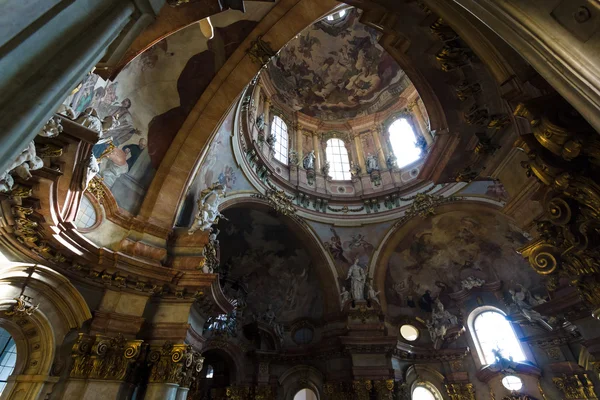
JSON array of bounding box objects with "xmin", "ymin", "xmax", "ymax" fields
[{"xmin": 266, "ymin": 8, "xmax": 408, "ymax": 121}]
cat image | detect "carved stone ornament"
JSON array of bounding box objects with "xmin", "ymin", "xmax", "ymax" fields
[
  {"xmin": 514, "ymin": 96, "xmax": 600, "ymax": 319},
  {"xmin": 189, "ymin": 182, "xmax": 227, "ymax": 234},
  {"xmin": 247, "ymin": 35, "xmax": 275, "ymax": 66},
  {"xmin": 0, "ymin": 140, "xmax": 44, "ymax": 193},
  {"xmin": 5, "ymin": 294, "xmax": 39, "ymax": 317},
  {"xmin": 553, "ymin": 373, "xmax": 597, "ymax": 399},
  {"xmin": 147, "ymin": 342, "xmax": 204, "ymax": 387},
  {"xmin": 445, "ymin": 382, "xmax": 475, "ymax": 400},
  {"xmin": 86, "ymin": 176, "xmax": 106, "ymax": 203},
  {"xmin": 70, "ymin": 333, "xmax": 144, "ymax": 381},
  {"xmin": 251, "ymin": 186, "xmax": 296, "ymax": 216},
  {"xmin": 38, "ymin": 115, "xmax": 63, "ymax": 138}
]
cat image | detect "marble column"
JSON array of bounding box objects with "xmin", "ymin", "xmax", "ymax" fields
[
  {"xmin": 142, "ymin": 299, "xmax": 198, "ymax": 400},
  {"xmin": 353, "ymin": 133, "xmax": 366, "ymax": 172},
  {"xmin": 0, "ymin": 0, "xmax": 165, "ymax": 174},
  {"xmin": 312, "ymin": 133, "xmax": 322, "ymax": 171},
  {"xmin": 411, "ymin": 102, "xmax": 433, "ymax": 146},
  {"xmin": 263, "ymin": 98, "xmax": 271, "ymax": 135},
  {"xmin": 370, "ymin": 128, "xmax": 387, "ymax": 169},
  {"xmin": 61, "ymin": 290, "xmax": 150, "ymax": 400},
  {"xmin": 296, "ymin": 126, "xmax": 304, "ymax": 164}
]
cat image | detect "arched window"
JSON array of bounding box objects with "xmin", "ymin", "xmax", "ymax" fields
[
  {"xmin": 325, "ymin": 138, "xmax": 351, "ymax": 180},
  {"xmin": 294, "ymin": 388, "xmax": 318, "ymax": 400},
  {"xmin": 470, "ymin": 308, "xmax": 526, "ymax": 365},
  {"xmin": 271, "ymin": 115, "xmax": 288, "ymax": 165},
  {"xmin": 206, "ymin": 365, "xmax": 214, "ymax": 379},
  {"xmin": 412, "ymin": 382, "xmax": 443, "ymax": 400},
  {"xmin": 388, "ymin": 117, "xmax": 422, "ymax": 168},
  {"xmin": 0, "ymin": 328, "xmax": 17, "ymax": 395},
  {"xmin": 75, "ymin": 195, "xmax": 97, "ymax": 230}
]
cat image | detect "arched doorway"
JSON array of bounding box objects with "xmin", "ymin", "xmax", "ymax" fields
[{"xmin": 190, "ymin": 349, "xmax": 235, "ymax": 400}]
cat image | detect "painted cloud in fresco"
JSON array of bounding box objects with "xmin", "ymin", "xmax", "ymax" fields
[
  {"xmin": 384, "ymin": 210, "xmax": 545, "ymax": 317},
  {"xmin": 267, "ymin": 8, "xmax": 409, "ymax": 120}
]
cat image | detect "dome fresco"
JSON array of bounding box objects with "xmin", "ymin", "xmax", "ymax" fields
[{"xmin": 266, "ymin": 8, "xmax": 409, "ymax": 121}]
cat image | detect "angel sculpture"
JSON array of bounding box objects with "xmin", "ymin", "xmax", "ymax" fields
[{"xmin": 188, "ymin": 183, "xmax": 227, "ymax": 234}]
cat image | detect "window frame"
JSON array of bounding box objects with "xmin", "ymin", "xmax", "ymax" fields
[
  {"xmin": 271, "ymin": 115, "xmax": 289, "ymax": 165},
  {"xmin": 468, "ymin": 306, "xmax": 527, "ymax": 366},
  {"xmin": 0, "ymin": 328, "xmax": 17, "ymax": 396},
  {"xmin": 325, "ymin": 138, "xmax": 351, "ymax": 181},
  {"xmin": 74, "ymin": 193, "xmax": 103, "ymax": 232}
]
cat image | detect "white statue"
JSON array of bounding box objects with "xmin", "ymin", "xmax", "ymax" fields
[
  {"xmin": 509, "ymin": 285, "xmax": 551, "ymax": 329},
  {"xmin": 366, "ymin": 153, "xmax": 379, "ymax": 172},
  {"xmin": 56, "ymin": 104, "xmax": 76, "ymax": 119},
  {"xmin": 188, "ymin": 183, "xmax": 227, "ymax": 234},
  {"xmin": 367, "ymin": 283, "xmax": 380, "ymax": 305},
  {"xmin": 0, "ymin": 172, "xmax": 14, "ymax": 192},
  {"xmin": 0, "ymin": 140, "xmax": 44, "ymax": 193},
  {"xmin": 38, "ymin": 116, "xmax": 63, "ymax": 138},
  {"xmin": 262, "ymin": 304, "xmax": 276, "ymax": 325},
  {"xmin": 340, "ymin": 287, "xmax": 351, "ymax": 306},
  {"xmin": 75, "ymin": 107, "xmax": 118, "ymax": 135},
  {"xmin": 460, "ymin": 276, "xmax": 485, "ymax": 290},
  {"xmin": 346, "ymin": 258, "xmax": 366, "ymax": 301},
  {"xmin": 427, "ymin": 298, "xmax": 460, "ymax": 344},
  {"xmin": 82, "ymin": 155, "xmax": 100, "ymax": 190},
  {"xmin": 302, "ymin": 150, "xmax": 315, "ymax": 170}
]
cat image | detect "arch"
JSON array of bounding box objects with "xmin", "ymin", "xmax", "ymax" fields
[
  {"xmin": 325, "ymin": 138, "xmax": 351, "ymax": 181},
  {"xmin": 219, "ymin": 196, "xmax": 341, "ymax": 315},
  {"xmin": 271, "ymin": 115, "xmax": 289, "ymax": 165},
  {"xmin": 279, "ymin": 365, "xmax": 323, "ymax": 400},
  {"xmin": 371, "ymin": 202, "xmax": 507, "ymax": 312},
  {"xmin": 405, "ymin": 365, "xmax": 445, "ymax": 400},
  {"xmin": 468, "ymin": 306, "xmax": 526, "ymax": 366},
  {"xmin": 0, "ymin": 263, "xmax": 92, "ymax": 399}
]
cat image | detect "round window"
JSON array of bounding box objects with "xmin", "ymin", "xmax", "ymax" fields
[
  {"xmin": 293, "ymin": 327, "xmax": 314, "ymax": 345},
  {"xmin": 400, "ymin": 324, "xmax": 419, "ymax": 341},
  {"xmin": 502, "ymin": 375, "xmax": 523, "ymax": 391}
]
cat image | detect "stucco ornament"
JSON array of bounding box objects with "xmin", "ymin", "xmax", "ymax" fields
[
  {"xmin": 82, "ymin": 155, "xmax": 100, "ymax": 190},
  {"xmin": 347, "ymin": 258, "xmax": 366, "ymax": 301},
  {"xmin": 189, "ymin": 183, "xmax": 227, "ymax": 234},
  {"xmin": 38, "ymin": 115, "xmax": 64, "ymax": 138},
  {"xmin": 366, "ymin": 153, "xmax": 379, "ymax": 173},
  {"xmin": 340, "ymin": 287, "xmax": 351, "ymax": 307},
  {"xmin": 367, "ymin": 283, "xmax": 380, "ymax": 305},
  {"xmin": 303, "ymin": 150, "xmax": 316, "ymax": 170},
  {"xmin": 509, "ymin": 284, "xmax": 553, "ymax": 330},
  {"xmin": 0, "ymin": 140, "xmax": 44, "ymax": 192},
  {"xmin": 74, "ymin": 107, "xmax": 118, "ymax": 136},
  {"xmin": 460, "ymin": 276, "xmax": 485, "ymax": 290},
  {"xmin": 426, "ymin": 298, "xmax": 461, "ymax": 347}
]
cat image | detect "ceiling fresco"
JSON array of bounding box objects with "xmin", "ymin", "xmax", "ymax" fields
[
  {"xmin": 266, "ymin": 8, "xmax": 408, "ymax": 121},
  {"xmin": 217, "ymin": 208, "xmax": 324, "ymax": 323},
  {"xmin": 61, "ymin": 4, "xmax": 273, "ymax": 214},
  {"xmin": 384, "ymin": 210, "xmax": 546, "ymax": 318}
]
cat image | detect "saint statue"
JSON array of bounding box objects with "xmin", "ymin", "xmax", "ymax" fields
[
  {"xmin": 340, "ymin": 287, "xmax": 351, "ymax": 306},
  {"xmin": 367, "ymin": 283, "xmax": 380, "ymax": 305},
  {"xmin": 189, "ymin": 183, "xmax": 227, "ymax": 234},
  {"xmin": 346, "ymin": 258, "xmax": 366, "ymax": 301},
  {"xmin": 303, "ymin": 150, "xmax": 316, "ymax": 170},
  {"xmin": 366, "ymin": 153, "xmax": 379, "ymax": 173}
]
